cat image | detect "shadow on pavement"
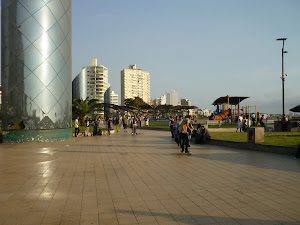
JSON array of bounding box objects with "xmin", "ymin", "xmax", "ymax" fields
[{"xmin": 117, "ymin": 209, "xmax": 299, "ymax": 225}]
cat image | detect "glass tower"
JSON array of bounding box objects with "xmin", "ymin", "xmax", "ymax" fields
[{"xmin": 1, "ymin": 0, "xmax": 72, "ymax": 142}]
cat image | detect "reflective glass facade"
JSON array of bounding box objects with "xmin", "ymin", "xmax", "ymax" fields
[{"xmin": 1, "ymin": 0, "xmax": 72, "ymax": 142}]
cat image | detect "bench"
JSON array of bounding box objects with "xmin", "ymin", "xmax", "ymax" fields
[{"xmin": 205, "ymin": 120, "xmax": 222, "ymax": 127}]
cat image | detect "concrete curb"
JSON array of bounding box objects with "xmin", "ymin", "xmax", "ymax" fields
[
  {"xmin": 73, "ymin": 129, "xmax": 116, "ymax": 137},
  {"xmin": 208, "ymin": 139, "xmax": 297, "ymax": 156}
]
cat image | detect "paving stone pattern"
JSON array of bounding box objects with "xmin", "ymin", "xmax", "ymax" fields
[{"xmin": 0, "ymin": 130, "xmax": 299, "ymax": 225}]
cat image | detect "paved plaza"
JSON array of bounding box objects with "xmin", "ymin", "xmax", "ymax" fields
[{"xmin": 0, "ymin": 129, "xmax": 299, "ymax": 225}]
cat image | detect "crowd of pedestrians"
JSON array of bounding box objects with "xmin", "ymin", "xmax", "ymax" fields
[
  {"xmin": 74, "ymin": 115, "xmax": 149, "ymax": 137},
  {"xmin": 169, "ymin": 115, "xmax": 211, "ymax": 154}
]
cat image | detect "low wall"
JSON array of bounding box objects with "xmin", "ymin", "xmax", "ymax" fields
[{"xmin": 208, "ymin": 139, "xmax": 297, "ymax": 156}]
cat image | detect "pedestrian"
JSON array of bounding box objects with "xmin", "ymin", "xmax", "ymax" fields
[
  {"xmin": 176, "ymin": 115, "xmax": 183, "ymax": 146},
  {"xmin": 115, "ymin": 116, "xmax": 120, "ymax": 132},
  {"xmin": 260, "ymin": 115, "xmax": 265, "ymax": 128},
  {"xmin": 97, "ymin": 117, "xmax": 102, "ymax": 135},
  {"xmin": 107, "ymin": 117, "xmax": 112, "ymax": 135},
  {"xmin": 93, "ymin": 118, "xmax": 98, "ymax": 136},
  {"xmin": 132, "ymin": 115, "xmax": 138, "ymax": 135},
  {"xmin": 85, "ymin": 117, "xmax": 90, "ymax": 136},
  {"xmin": 281, "ymin": 114, "xmax": 288, "ymax": 131},
  {"xmin": 236, "ymin": 114, "xmax": 243, "ymax": 132},
  {"xmin": 173, "ymin": 116, "xmax": 178, "ymax": 143},
  {"xmin": 257, "ymin": 112, "xmax": 261, "ymax": 126},
  {"xmin": 123, "ymin": 115, "xmax": 128, "ymax": 132},
  {"xmin": 179, "ymin": 119, "xmax": 190, "ymax": 154},
  {"xmin": 74, "ymin": 116, "xmax": 79, "ymax": 137},
  {"xmin": 145, "ymin": 116, "xmax": 149, "ymax": 126},
  {"xmin": 242, "ymin": 116, "xmax": 248, "ymax": 132},
  {"xmin": 169, "ymin": 116, "xmax": 174, "ymax": 138},
  {"xmin": 251, "ymin": 113, "xmax": 256, "ymax": 126},
  {"xmin": 185, "ymin": 115, "xmax": 194, "ymax": 147}
]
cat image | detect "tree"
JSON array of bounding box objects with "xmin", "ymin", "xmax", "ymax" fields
[
  {"xmin": 124, "ymin": 97, "xmax": 147, "ymax": 108},
  {"xmin": 72, "ymin": 98, "xmax": 103, "ymax": 124}
]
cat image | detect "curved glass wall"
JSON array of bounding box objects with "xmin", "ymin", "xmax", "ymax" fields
[{"xmin": 1, "ymin": 0, "xmax": 72, "ymax": 142}]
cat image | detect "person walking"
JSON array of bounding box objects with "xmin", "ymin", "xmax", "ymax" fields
[
  {"xmin": 93, "ymin": 118, "xmax": 98, "ymax": 136},
  {"xmin": 176, "ymin": 115, "xmax": 183, "ymax": 146},
  {"xmin": 281, "ymin": 114, "xmax": 288, "ymax": 131},
  {"xmin": 107, "ymin": 117, "xmax": 112, "ymax": 135},
  {"xmin": 97, "ymin": 117, "xmax": 102, "ymax": 135},
  {"xmin": 236, "ymin": 114, "xmax": 243, "ymax": 132},
  {"xmin": 179, "ymin": 119, "xmax": 190, "ymax": 154},
  {"xmin": 115, "ymin": 116, "xmax": 120, "ymax": 132},
  {"xmin": 169, "ymin": 117, "xmax": 174, "ymax": 138},
  {"xmin": 85, "ymin": 117, "xmax": 90, "ymax": 136},
  {"xmin": 123, "ymin": 115, "xmax": 128, "ymax": 132},
  {"xmin": 186, "ymin": 115, "xmax": 194, "ymax": 147},
  {"xmin": 260, "ymin": 115, "xmax": 265, "ymax": 128},
  {"xmin": 132, "ymin": 115, "xmax": 138, "ymax": 135},
  {"xmin": 257, "ymin": 112, "xmax": 261, "ymax": 126},
  {"xmin": 74, "ymin": 116, "xmax": 79, "ymax": 137}
]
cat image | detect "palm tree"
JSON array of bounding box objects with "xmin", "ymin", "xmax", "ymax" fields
[{"xmin": 72, "ymin": 97, "xmax": 103, "ymax": 124}]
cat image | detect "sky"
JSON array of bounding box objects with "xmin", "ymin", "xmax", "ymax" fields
[{"xmin": 2, "ymin": 0, "xmax": 300, "ymax": 114}]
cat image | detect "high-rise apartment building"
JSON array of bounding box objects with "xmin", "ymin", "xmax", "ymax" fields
[
  {"xmin": 72, "ymin": 58, "xmax": 111, "ymax": 116},
  {"xmin": 181, "ymin": 98, "xmax": 192, "ymax": 106},
  {"xmin": 110, "ymin": 91, "xmax": 119, "ymax": 105},
  {"xmin": 121, "ymin": 64, "xmax": 150, "ymax": 105},
  {"xmin": 166, "ymin": 90, "xmax": 178, "ymax": 106}
]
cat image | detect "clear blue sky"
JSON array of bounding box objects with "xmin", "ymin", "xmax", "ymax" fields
[
  {"xmin": 2, "ymin": 0, "xmax": 300, "ymax": 114},
  {"xmin": 72, "ymin": 0, "xmax": 300, "ymax": 114}
]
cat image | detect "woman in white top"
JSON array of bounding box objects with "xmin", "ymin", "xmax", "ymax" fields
[{"xmin": 236, "ymin": 114, "xmax": 243, "ymax": 132}]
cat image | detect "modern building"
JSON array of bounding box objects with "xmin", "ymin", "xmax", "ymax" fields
[
  {"xmin": 121, "ymin": 64, "xmax": 150, "ymax": 105},
  {"xmin": 72, "ymin": 58, "xmax": 111, "ymax": 116},
  {"xmin": 0, "ymin": 84, "xmax": 2, "ymax": 105},
  {"xmin": 1, "ymin": 0, "xmax": 72, "ymax": 142},
  {"xmin": 198, "ymin": 108, "xmax": 213, "ymax": 117},
  {"xmin": 166, "ymin": 90, "xmax": 178, "ymax": 106},
  {"xmin": 110, "ymin": 91, "xmax": 119, "ymax": 105},
  {"xmin": 181, "ymin": 99, "xmax": 192, "ymax": 106}
]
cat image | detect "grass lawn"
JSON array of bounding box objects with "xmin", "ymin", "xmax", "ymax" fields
[
  {"xmin": 148, "ymin": 122, "xmax": 169, "ymax": 129},
  {"xmin": 211, "ymin": 132, "xmax": 300, "ymax": 147},
  {"xmin": 148, "ymin": 122, "xmax": 264, "ymax": 129}
]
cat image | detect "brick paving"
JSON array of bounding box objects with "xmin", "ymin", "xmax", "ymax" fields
[{"xmin": 0, "ymin": 129, "xmax": 299, "ymax": 225}]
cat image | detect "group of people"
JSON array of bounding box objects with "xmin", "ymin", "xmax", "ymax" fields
[
  {"xmin": 74, "ymin": 116, "xmax": 103, "ymax": 137},
  {"xmin": 236, "ymin": 113, "xmax": 265, "ymax": 132},
  {"xmin": 106, "ymin": 115, "xmax": 139, "ymax": 135},
  {"xmin": 74, "ymin": 114, "xmax": 144, "ymax": 137},
  {"xmin": 169, "ymin": 115, "xmax": 211, "ymax": 154}
]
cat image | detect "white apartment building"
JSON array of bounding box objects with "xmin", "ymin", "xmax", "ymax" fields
[
  {"xmin": 166, "ymin": 90, "xmax": 178, "ymax": 106},
  {"xmin": 121, "ymin": 64, "xmax": 150, "ymax": 105},
  {"xmin": 110, "ymin": 91, "xmax": 119, "ymax": 105},
  {"xmin": 72, "ymin": 58, "xmax": 111, "ymax": 116}
]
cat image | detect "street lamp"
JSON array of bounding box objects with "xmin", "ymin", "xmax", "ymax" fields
[{"xmin": 276, "ymin": 38, "xmax": 288, "ymax": 116}]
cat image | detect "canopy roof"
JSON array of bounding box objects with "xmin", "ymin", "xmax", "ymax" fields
[
  {"xmin": 290, "ymin": 104, "xmax": 300, "ymax": 112},
  {"xmin": 172, "ymin": 105, "xmax": 197, "ymax": 110},
  {"xmin": 103, "ymin": 103, "xmax": 197, "ymax": 112},
  {"xmin": 212, "ymin": 96, "xmax": 249, "ymax": 106}
]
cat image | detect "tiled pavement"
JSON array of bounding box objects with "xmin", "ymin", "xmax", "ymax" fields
[{"xmin": 0, "ymin": 129, "xmax": 299, "ymax": 225}]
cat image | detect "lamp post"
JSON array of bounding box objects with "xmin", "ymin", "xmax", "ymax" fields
[{"xmin": 276, "ymin": 38, "xmax": 288, "ymax": 116}]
